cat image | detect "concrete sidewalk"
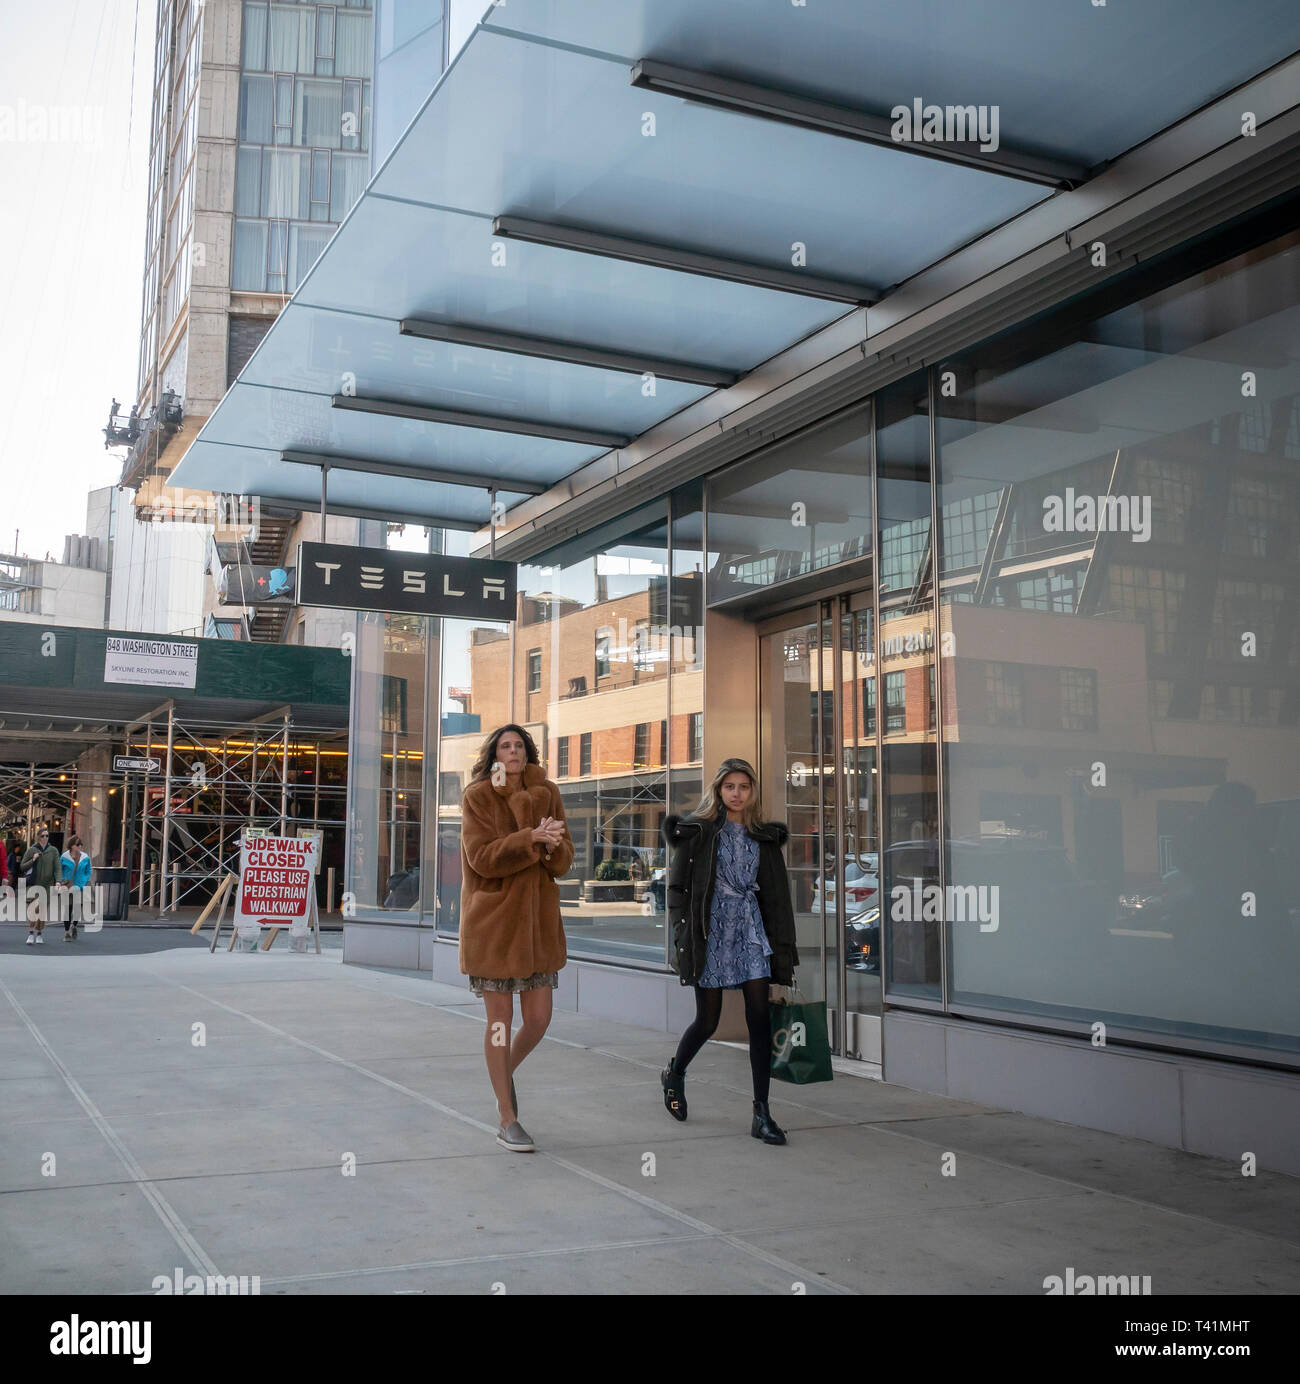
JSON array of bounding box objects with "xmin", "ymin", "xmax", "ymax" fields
[{"xmin": 1, "ymin": 930, "xmax": 1297, "ymax": 1296}]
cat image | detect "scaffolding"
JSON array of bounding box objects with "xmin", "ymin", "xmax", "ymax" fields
[
  {"xmin": 121, "ymin": 702, "xmax": 347, "ymax": 913},
  {"xmin": 0, "ymin": 759, "xmax": 88, "ymax": 839}
]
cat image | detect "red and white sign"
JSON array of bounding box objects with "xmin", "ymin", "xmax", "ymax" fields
[{"xmin": 234, "ymin": 832, "xmax": 318, "ymax": 925}]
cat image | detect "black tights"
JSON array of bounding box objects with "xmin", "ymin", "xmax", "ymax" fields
[{"xmin": 672, "ymin": 979, "xmax": 771, "ymax": 1105}]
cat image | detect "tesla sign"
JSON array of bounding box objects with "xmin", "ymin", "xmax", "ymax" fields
[{"xmin": 296, "ymin": 542, "xmax": 516, "ymax": 620}]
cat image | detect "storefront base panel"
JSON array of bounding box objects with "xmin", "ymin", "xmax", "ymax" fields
[
  {"xmin": 344, "ymin": 924, "xmax": 700, "ymax": 1033},
  {"xmin": 883, "ymin": 1011, "xmax": 1300, "ymax": 1176},
  {"xmin": 343, "ymin": 920, "xmax": 426, "ymax": 972}
]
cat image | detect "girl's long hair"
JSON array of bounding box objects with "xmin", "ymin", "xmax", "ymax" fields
[
  {"xmin": 469, "ymin": 723, "xmax": 541, "ymax": 783},
  {"xmin": 694, "ymin": 757, "xmax": 763, "ymax": 830}
]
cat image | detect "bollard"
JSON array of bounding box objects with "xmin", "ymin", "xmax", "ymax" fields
[
  {"xmin": 171, "ymin": 864, "xmax": 180, "ymax": 913},
  {"xmin": 326, "ymin": 866, "xmax": 336, "ymax": 914}
]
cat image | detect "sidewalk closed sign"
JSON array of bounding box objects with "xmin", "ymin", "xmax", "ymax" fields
[{"xmin": 235, "ymin": 833, "xmax": 318, "ymax": 924}]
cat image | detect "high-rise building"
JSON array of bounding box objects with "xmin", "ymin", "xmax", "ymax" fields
[{"xmin": 112, "ymin": 0, "xmax": 402, "ymax": 641}]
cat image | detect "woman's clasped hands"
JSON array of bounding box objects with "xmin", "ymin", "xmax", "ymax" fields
[{"xmin": 531, "ymin": 816, "xmax": 567, "ymax": 851}]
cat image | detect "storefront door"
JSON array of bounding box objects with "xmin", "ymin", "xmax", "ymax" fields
[{"xmin": 758, "ymin": 590, "xmax": 881, "ymax": 1062}]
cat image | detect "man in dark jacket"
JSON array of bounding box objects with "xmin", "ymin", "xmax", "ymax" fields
[{"xmin": 21, "ymin": 826, "xmax": 62, "ymax": 944}]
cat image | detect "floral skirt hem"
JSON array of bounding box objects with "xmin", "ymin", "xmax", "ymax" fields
[
  {"xmin": 696, "ymin": 958, "xmax": 771, "ymax": 990},
  {"xmin": 469, "ymin": 970, "xmax": 559, "ymax": 996}
]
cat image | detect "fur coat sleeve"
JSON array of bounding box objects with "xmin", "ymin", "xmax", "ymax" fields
[
  {"xmin": 458, "ymin": 763, "xmax": 569, "ymax": 979},
  {"xmin": 539, "ymin": 783, "xmax": 574, "ymax": 878},
  {"xmin": 461, "ymin": 783, "xmax": 541, "ymax": 878}
]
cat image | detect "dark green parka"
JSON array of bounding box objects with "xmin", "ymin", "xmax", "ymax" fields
[{"xmin": 662, "ymin": 812, "xmax": 799, "ymax": 986}]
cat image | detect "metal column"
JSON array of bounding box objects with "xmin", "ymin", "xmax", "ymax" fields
[
  {"xmin": 158, "ymin": 706, "xmax": 175, "ymax": 916},
  {"xmin": 280, "ymin": 714, "xmax": 290, "ymax": 835},
  {"xmin": 137, "ymin": 722, "xmax": 152, "ymax": 907}
]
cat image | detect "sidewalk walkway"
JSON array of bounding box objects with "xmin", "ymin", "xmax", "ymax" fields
[{"xmin": 1, "ymin": 931, "xmax": 1297, "ymax": 1295}]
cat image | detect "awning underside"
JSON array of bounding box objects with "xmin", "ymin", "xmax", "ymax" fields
[{"xmin": 170, "ymin": 0, "xmax": 1300, "ymax": 533}]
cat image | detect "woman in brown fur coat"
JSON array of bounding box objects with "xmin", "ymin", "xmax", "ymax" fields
[{"xmin": 459, "ymin": 724, "xmax": 572, "ymax": 1151}]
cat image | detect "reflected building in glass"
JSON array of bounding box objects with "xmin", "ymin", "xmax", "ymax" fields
[
  {"xmin": 345, "ymin": 217, "xmax": 1300, "ymax": 1158},
  {"xmin": 323, "ymin": 8, "xmax": 1300, "ymax": 1167}
]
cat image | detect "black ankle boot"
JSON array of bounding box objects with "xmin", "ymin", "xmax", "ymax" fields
[
  {"xmin": 751, "ymin": 1100, "xmax": 787, "ymax": 1145},
  {"xmin": 661, "ymin": 1060, "xmax": 687, "ymax": 1121}
]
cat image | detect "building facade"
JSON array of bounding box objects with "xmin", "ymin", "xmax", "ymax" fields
[
  {"xmin": 1, "ymin": 488, "xmax": 113, "ymax": 628},
  {"xmin": 166, "ymin": 3, "xmax": 1300, "ymax": 1171},
  {"xmin": 343, "ymin": 213, "xmax": 1300, "ymax": 1168}
]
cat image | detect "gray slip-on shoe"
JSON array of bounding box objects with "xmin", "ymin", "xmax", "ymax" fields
[{"xmin": 496, "ymin": 1121, "xmax": 535, "ymax": 1152}]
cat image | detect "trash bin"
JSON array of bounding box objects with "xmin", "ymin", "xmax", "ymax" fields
[{"xmin": 93, "ymin": 867, "xmax": 129, "ymax": 922}]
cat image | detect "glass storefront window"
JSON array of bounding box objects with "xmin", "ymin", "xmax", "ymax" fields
[
  {"xmin": 876, "ymin": 373, "xmax": 941, "ymax": 1001},
  {"xmin": 669, "ymin": 483, "xmax": 707, "ymax": 820},
  {"xmin": 432, "ymin": 510, "xmax": 671, "ymax": 966},
  {"xmin": 706, "ymin": 405, "xmax": 872, "ymax": 606},
  {"xmin": 936, "ymin": 228, "xmax": 1300, "ymax": 1058},
  {"xmin": 347, "ymin": 526, "xmax": 429, "ymax": 918},
  {"xmin": 524, "ymin": 512, "xmax": 669, "ymax": 966}
]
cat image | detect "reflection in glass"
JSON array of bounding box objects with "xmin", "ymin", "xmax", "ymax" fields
[
  {"xmin": 434, "ymin": 512, "xmax": 672, "ymax": 965},
  {"xmin": 937, "ymin": 229, "xmax": 1300, "ymax": 1057},
  {"xmin": 707, "ymin": 405, "xmax": 872, "ymax": 606},
  {"xmin": 759, "ymin": 619, "xmax": 826, "ymax": 1006},
  {"xmin": 670, "ymin": 484, "xmax": 707, "ymax": 820},
  {"xmin": 348, "ymin": 529, "xmax": 427, "ymax": 918},
  {"xmin": 876, "ymin": 374, "xmax": 941, "ymax": 1000},
  {"xmin": 841, "ymin": 606, "xmax": 881, "ymax": 1023}
]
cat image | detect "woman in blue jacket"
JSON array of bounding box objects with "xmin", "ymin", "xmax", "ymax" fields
[{"xmin": 59, "ymin": 835, "xmax": 92, "ymax": 939}]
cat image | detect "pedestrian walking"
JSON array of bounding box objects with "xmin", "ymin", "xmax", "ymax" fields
[
  {"xmin": 21, "ymin": 826, "xmax": 62, "ymax": 945},
  {"xmin": 59, "ymin": 835, "xmax": 93, "ymax": 940},
  {"xmin": 459, "ymin": 724, "xmax": 572, "ymax": 1152},
  {"xmin": 661, "ymin": 757, "xmax": 799, "ymax": 1145}
]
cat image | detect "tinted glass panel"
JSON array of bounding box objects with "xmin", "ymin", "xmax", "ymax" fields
[{"xmin": 937, "ymin": 230, "xmax": 1300, "ymax": 1059}]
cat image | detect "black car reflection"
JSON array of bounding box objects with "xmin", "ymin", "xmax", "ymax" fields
[{"xmin": 846, "ymin": 905, "xmax": 880, "ymax": 973}]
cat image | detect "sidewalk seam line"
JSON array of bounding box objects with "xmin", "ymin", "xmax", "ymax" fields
[
  {"xmin": 162, "ymin": 975, "xmax": 857, "ymax": 1294},
  {"xmin": 0, "ymin": 975, "xmax": 220, "ymax": 1279}
]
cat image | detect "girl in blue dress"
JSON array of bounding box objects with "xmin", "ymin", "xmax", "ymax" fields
[{"xmin": 661, "ymin": 758, "xmax": 799, "ymax": 1145}]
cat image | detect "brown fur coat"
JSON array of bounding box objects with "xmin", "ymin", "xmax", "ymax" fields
[{"xmin": 458, "ymin": 762, "xmax": 573, "ymax": 979}]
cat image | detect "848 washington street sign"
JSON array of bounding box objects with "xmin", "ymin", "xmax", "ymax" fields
[{"xmin": 296, "ymin": 542, "xmax": 516, "ymax": 620}]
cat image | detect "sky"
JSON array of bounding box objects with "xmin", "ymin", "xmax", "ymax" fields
[
  {"xmin": 0, "ymin": 1, "xmax": 486, "ymax": 565},
  {"xmin": 0, "ymin": 1, "xmax": 168, "ymax": 562}
]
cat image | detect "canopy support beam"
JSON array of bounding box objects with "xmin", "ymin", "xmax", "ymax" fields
[
  {"xmin": 398, "ymin": 316, "xmax": 739, "ymax": 389},
  {"xmin": 492, "ymin": 214, "xmax": 879, "ymax": 305},
  {"xmin": 630, "ymin": 59, "xmax": 1088, "ymax": 189},
  {"xmin": 331, "ymin": 394, "xmax": 630, "ymax": 449}
]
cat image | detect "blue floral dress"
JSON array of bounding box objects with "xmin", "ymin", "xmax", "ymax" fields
[{"xmin": 697, "ymin": 821, "xmax": 772, "ymax": 988}]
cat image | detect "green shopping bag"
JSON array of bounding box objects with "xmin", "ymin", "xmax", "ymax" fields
[{"xmin": 770, "ymin": 992, "xmax": 833, "ymax": 1085}]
